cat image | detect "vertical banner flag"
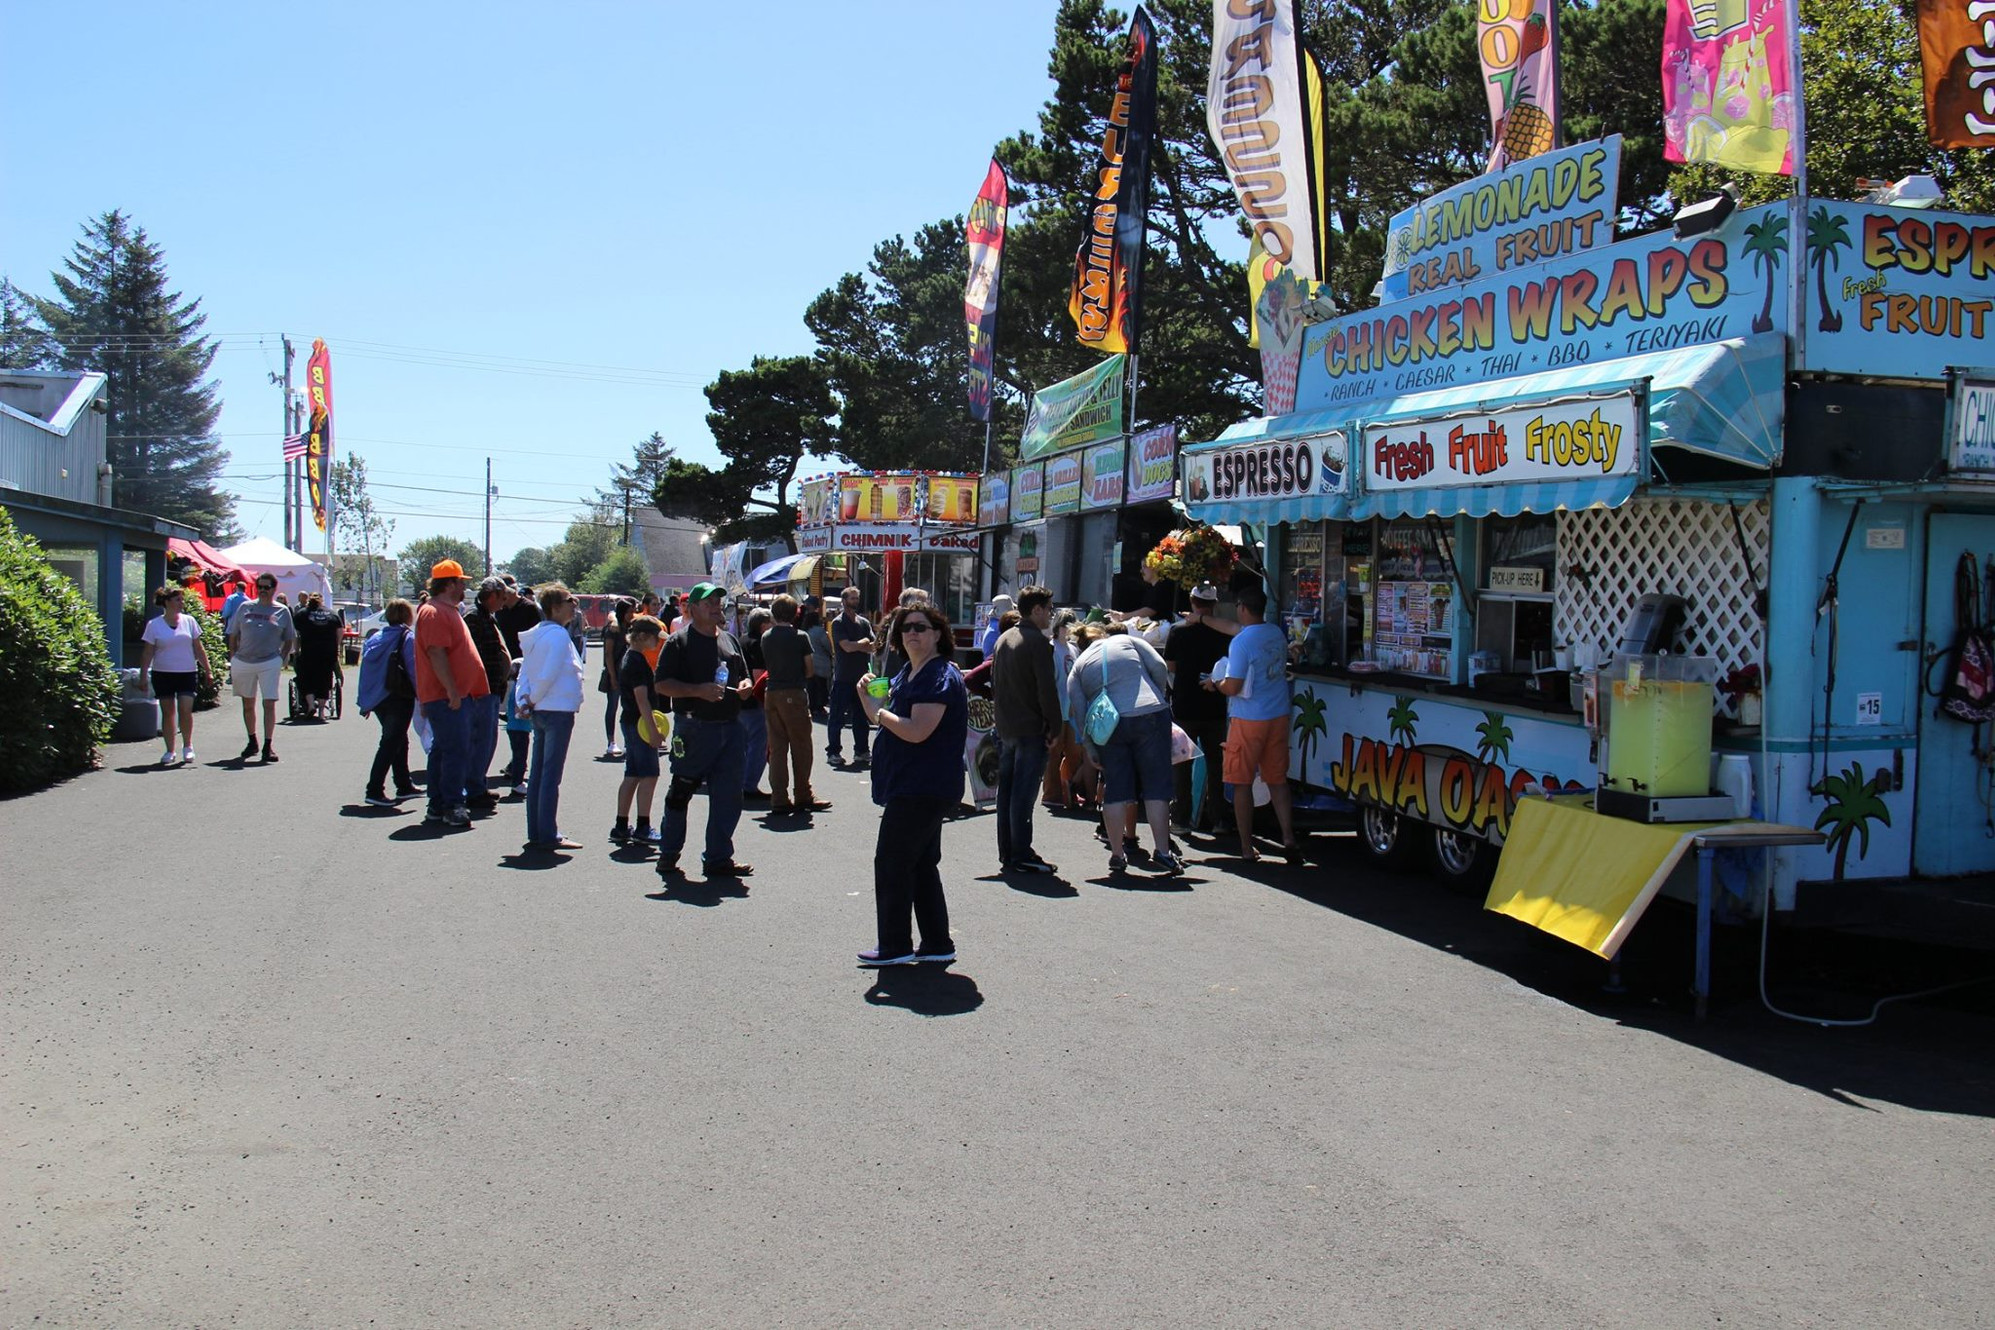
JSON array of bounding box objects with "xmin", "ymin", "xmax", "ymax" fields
[
  {"xmin": 1478, "ymin": 0, "xmax": 1561, "ymax": 170},
  {"xmin": 1662, "ymin": 0, "xmax": 1797, "ymax": 175},
  {"xmin": 305, "ymin": 339, "xmax": 333, "ymax": 533},
  {"xmin": 966, "ymin": 160, "xmax": 1009, "ymax": 421},
  {"xmin": 1916, "ymin": 0, "xmax": 1995, "ymax": 148},
  {"xmin": 1207, "ymin": 0, "xmax": 1332, "ymax": 281},
  {"xmin": 1252, "ymin": 238, "xmax": 1312, "ymax": 415},
  {"xmin": 1070, "ymin": 6, "xmax": 1160, "ymax": 355}
]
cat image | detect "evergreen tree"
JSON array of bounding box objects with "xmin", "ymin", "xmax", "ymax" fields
[
  {"xmin": 32, "ymin": 212, "xmax": 236, "ymax": 535},
  {"xmin": 655, "ymin": 356, "xmax": 834, "ymax": 548},
  {"xmin": 0, "ymin": 279, "xmax": 53, "ymax": 368},
  {"xmin": 595, "ymin": 431, "xmax": 678, "ymax": 527}
]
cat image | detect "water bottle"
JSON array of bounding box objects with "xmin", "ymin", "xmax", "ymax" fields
[{"xmin": 716, "ymin": 661, "xmax": 730, "ymax": 687}]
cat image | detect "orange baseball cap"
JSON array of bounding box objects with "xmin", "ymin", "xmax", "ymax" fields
[{"xmin": 431, "ymin": 559, "xmax": 467, "ymax": 579}]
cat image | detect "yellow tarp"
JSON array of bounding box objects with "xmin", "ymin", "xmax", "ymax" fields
[{"xmin": 1485, "ymin": 796, "xmax": 1813, "ymax": 959}]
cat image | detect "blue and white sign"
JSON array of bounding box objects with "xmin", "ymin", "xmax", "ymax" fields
[
  {"xmin": 1807, "ymin": 201, "xmax": 1995, "ymax": 382},
  {"xmin": 1947, "ymin": 371, "xmax": 1995, "ymax": 475},
  {"xmin": 1380, "ymin": 137, "xmax": 1622, "ymax": 302}
]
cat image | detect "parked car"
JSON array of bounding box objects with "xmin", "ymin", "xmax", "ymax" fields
[{"xmin": 333, "ymin": 601, "xmax": 381, "ymax": 664}]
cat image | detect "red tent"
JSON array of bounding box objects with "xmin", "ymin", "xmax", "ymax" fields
[{"xmin": 167, "ymin": 538, "xmax": 253, "ymax": 609}]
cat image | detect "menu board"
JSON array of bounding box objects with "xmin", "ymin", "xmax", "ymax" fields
[
  {"xmin": 1043, "ymin": 452, "xmax": 1084, "ymax": 515},
  {"xmin": 1373, "ymin": 580, "xmax": 1456, "ymax": 678},
  {"xmin": 1281, "ymin": 524, "xmax": 1326, "ymax": 627}
]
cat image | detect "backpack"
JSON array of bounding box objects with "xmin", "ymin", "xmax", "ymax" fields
[
  {"xmin": 1084, "ymin": 644, "xmax": 1123, "ymax": 746},
  {"xmin": 383, "ymin": 626, "xmax": 417, "ymax": 702},
  {"xmin": 1936, "ymin": 553, "xmax": 1995, "ymax": 725}
]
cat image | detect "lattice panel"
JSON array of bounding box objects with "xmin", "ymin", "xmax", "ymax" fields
[{"xmin": 1556, "ymin": 498, "xmax": 1768, "ymax": 717}]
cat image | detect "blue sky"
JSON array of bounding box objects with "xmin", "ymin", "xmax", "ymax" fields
[{"xmin": 1, "ymin": 1, "xmax": 1063, "ymax": 561}]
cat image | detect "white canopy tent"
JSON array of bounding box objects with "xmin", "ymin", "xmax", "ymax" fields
[{"xmin": 215, "ymin": 536, "xmax": 333, "ymax": 604}]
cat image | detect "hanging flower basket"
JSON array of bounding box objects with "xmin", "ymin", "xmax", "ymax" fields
[{"xmin": 1146, "ymin": 525, "xmax": 1236, "ymax": 588}]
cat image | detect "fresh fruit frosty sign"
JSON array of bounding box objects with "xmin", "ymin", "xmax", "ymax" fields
[
  {"xmin": 1363, "ymin": 391, "xmax": 1641, "ymax": 493},
  {"xmin": 1380, "ymin": 138, "xmax": 1620, "ymax": 301}
]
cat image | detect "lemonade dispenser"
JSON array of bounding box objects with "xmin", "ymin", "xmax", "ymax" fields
[{"xmin": 1596, "ymin": 653, "xmax": 1736, "ymax": 822}]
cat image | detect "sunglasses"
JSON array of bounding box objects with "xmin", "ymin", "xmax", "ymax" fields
[{"xmin": 901, "ymin": 621, "xmax": 937, "ymax": 635}]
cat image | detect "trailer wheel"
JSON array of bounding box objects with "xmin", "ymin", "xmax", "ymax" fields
[
  {"xmin": 1356, "ymin": 805, "xmax": 1420, "ymax": 870},
  {"xmin": 1428, "ymin": 826, "xmax": 1496, "ymax": 894}
]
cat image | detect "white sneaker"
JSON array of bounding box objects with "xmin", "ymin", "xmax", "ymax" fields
[
  {"xmin": 610, "ymin": 746, "xmax": 625, "ymax": 759},
  {"xmin": 181, "ymin": 748, "xmax": 196, "ymax": 765},
  {"xmin": 513, "ymin": 781, "xmax": 530, "ymax": 796},
  {"xmin": 160, "ymin": 749, "xmax": 178, "ymax": 767}
]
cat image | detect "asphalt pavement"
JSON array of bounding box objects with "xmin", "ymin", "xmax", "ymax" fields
[{"xmin": 4, "ymin": 699, "xmax": 1992, "ymax": 1327}]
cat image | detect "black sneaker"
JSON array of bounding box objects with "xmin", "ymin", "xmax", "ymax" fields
[
  {"xmin": 364, "ymin": 793, "xmax": 397, "ymax": 808},
  {"xmin": 857, "ymin": 948, "xmax": 917, "ymax": 967},
  {"xmin": 914, "ymin": 947, "xmax": 957, "ymax": 963},
  {"xmin": 1014, "ymin": 854, "xmax": 1057, "ymax": 875},
  {"xmin": 826, "ymin": 752, "xmax": 846, "ymax": 767},
  {"xmin": 240, "ymin": 739, "xmax": 259, "ymax": 760},
  {"xmin": 261, "ymin": 745, "xmax": 279, "ymax": 763},
  {"xmin": 703, "ymin": 859, "xmax": 755, "ymax": 879},
  {"xmin": 655, "ymin": 858, "xmax": 682, "ymax": 879},
  {"xmin": 610, "ymin": 821, "xmax": 632, "ymax": 844}
]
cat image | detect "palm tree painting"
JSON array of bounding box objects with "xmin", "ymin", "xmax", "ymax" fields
[
  {"xmin": 1741, "ymin": 213, "xmax": 1789, "ymax": 334},
  {"xmin": 1807, "ymin": 206, "xmax": 1853, "ymax": 333},
  {"xmin": 1811, "ymin": 763, "xmax": 1892, "ymax": 879},
  {"xmin": 1474, "ymin": 711, "xmax": 1514, "ymax": 765},
  {"xmin": 1293, "ymin": 691, "xmax": 1330, "ymax": 769},
  {"xmin": 1386, "ymin": 696, "xmax": 1419, "ymax": 749}
]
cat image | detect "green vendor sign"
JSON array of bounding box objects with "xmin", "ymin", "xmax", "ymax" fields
[{"xmin": 1021, "ymin": 355, "xmax": 1126, "ymax": 459}]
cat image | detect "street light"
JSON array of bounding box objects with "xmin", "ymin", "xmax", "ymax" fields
[{"xmin": 1672, "ymin": 184, "xmax": 1740, "ymax": 240}]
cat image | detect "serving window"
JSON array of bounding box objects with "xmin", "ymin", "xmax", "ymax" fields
[{"xmin": 1475, "ymin": 514, "xmax": 1558, "ymax": 674}]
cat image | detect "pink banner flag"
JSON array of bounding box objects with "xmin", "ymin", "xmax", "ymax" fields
[
  {"xmin": 1478, "ymin": 0, "xmax": 1561, "ymax": 171},
  {"xmin": 965, "ymin": 160, "xmax": 1008, "ymax": 423},
  {"xmin": 1662, "ymin": 0, "xmax": 1797, "ymax": 175}
]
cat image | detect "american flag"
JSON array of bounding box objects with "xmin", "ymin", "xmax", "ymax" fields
[{"xmin": 281, "ymin": 432, "xmax": 307, "ymax": 461}]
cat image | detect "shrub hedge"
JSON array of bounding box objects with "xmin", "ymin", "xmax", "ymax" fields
[{"xmin": 0, "ymin": 508, "xmax": 121, "ymax": 793}]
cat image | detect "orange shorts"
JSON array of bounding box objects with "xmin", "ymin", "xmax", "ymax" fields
[{"xmin": 1222, "ymin": 717, "xmax": 1290, "ymax": 787}]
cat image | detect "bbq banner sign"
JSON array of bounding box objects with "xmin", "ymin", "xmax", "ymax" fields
[
  {"xmin": 305, "ymin": 339, "xmax": 333, "ymax": 534},
  {"xmin": 1804, "ymin": 200, "xmax": 1995, "ymax": 381},
  {"xmin": 1296, "ymin": 200, "xmax": 1785, "ymax": 414},
  {"xmin": 1363, "ymin": 391, "xmax": 1641, "ymax": 494},
  {"xmin": 1183, "ymin": 432, "xmax": 1346, "ymax": 506},
  {"xmin": 1021, "ymin": 355, "xmax": 1127, "ymax": 459}
]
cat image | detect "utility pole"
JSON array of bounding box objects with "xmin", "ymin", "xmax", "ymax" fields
[
  {"xmin": 280, "ymin": 335, "xmax": 295, "ymax": 549},
  {"xmin": 484, "ymin": 457, "xmax": 494, "ymax": 577},
  {"xmin": 622, "ymin": 482, "xmax": 633, "ymax": 546}
]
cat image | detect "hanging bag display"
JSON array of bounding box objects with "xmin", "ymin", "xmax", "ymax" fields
[{"xmin": 1936, "ymin": 553, "xmax": 1995, "ymax": 725}]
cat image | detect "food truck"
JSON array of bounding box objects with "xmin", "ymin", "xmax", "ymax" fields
[{"xmin": 1185, "ymin": 173, "xmax": 1995, "ymax": 927}]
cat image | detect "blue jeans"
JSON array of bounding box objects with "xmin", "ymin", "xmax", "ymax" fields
[
  {"xmin": 738, "ymin": 706, "xmax": 768, "ymax": 792},
  {"xmin": 526, "ymin": 709, "xmax": 576, "ymax": 845},
  {"xmin": 422, "ymin": 698, "xmax": 471, "ymax": 818},
  {"xmin": 826, "ymin": 678, "xmax": 871, "ymax": 759},
  {"xmin": 1097, "ymin": 710, "xmax": 1174, "ymax": 806},
  {"xmin": 662, "ymin": 714, "xmax": 746, "ymax": 867},
  {"xmin": 463, "ymin": 692, "xmax": 499, "ymax": 801},
  {"xmin": 996, "ymin": 736, "xmax": 1050, "ymax": 865}
]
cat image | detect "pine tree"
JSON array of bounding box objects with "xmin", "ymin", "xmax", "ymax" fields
[
  {"xmin": 596, "ymin": 431, "xmax": 677, "ymax": 520},
  {"xmin": 32, "ymin": 212, "xmax": 236, "ymax": 535},
  {"xmin": 0, "ymin": 279, "xmax": 54, "ymax": 368}
]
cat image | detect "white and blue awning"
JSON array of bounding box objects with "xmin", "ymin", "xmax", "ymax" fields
[{"xmin": 1188, "ymin": 334, "xmax": 1785, "ymax": 525}]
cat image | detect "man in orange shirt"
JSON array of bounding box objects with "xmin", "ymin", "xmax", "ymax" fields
[{"xmin": 414, "ymin": 560, "xmax": 492, "ymax": 829}]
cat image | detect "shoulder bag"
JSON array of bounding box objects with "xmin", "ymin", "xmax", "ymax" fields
[{"xmin": 1084, "ymin": 644, "xmax": 1123, "ymax": 746}]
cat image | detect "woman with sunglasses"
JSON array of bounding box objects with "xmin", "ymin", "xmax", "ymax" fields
[{"xmin": 855, "ymin": 606, "xmax": 966, "ymax": 967}]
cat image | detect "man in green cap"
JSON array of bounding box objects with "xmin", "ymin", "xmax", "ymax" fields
[{"xmin": 650, "ymin": 582, "xmax": 756, "ymax": 879}]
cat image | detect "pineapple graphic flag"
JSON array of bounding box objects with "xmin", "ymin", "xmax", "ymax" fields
[
  {"xmin": 1478, "ymin": 0, "xmax": 1561, "ymax": 171},
  {"xmin": 1207, "ymin": 0, "xmax": 1333, "ymax": 283},
  {"xmin": 1662, "ymin": 0, "xmax": 1797, "ymax": 175}
]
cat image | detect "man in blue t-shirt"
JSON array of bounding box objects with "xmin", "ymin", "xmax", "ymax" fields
[{"xmin": 1212, "ymin": 583, "xmax": 1300, "ymax": 864}]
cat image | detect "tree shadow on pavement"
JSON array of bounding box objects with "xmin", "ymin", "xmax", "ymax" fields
[
  {"xmin": 1262, "ymin": 835, "xmax": 1995, "ymax": 1119},
  {"xmin": 864, "ymin": 967, "xmax": 984, "ymax": 1016},
  {"xmin": 645, "ymin": 875, "xmax": 749, "ymax": 906}
]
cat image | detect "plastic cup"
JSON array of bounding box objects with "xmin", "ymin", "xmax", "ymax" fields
[{"xmin": 866, "ymin": 677, "xmax": 891, "ymax": 699}]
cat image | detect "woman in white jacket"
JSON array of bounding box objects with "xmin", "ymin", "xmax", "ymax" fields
[{"xmin": 515, "ymin": 582, "xmax": 588, "ymax": 851}]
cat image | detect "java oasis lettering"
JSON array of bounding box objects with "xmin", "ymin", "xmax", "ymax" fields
[{"xmin": 1210, "ymin": 439, "xmax": 1317, "ymax": 499}]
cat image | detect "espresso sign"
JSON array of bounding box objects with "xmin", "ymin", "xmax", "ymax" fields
[
  {"xmin": 1183, "ymin": 431, "xmax": 1346, "ymax": 507},
  {"xmin": 1363, "ymin": 391, "xmax": 1641, "ymax": 493}
]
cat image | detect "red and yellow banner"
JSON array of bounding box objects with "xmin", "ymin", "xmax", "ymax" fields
[
  {"xmin": 966, "ymin": 160, "xmax": 1008, "ymax": 422},
  {"xmin": 1069, "ymin": 6, "xmax": 1159, "ymax": 355},
  {"xmin": 305, "ymin": 339, "xmax": 333, "ymax": 533}
]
